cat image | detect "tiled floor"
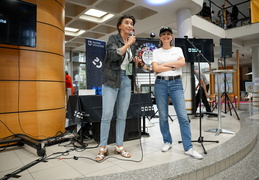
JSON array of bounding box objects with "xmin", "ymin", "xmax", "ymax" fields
[
  {"xmin": 0, "ymin": 103, "xmax": 257, "ymax": 180},
  {"xmin": 207, "ymin": 110, "xmax": 259, "ymax": 180}
]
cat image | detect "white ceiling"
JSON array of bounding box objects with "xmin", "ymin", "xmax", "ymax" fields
[{"xmin": 65, "ymin": 0, "xmax": 259, "ymax": 67}]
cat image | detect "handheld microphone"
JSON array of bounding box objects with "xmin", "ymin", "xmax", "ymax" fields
[
  {"xmin": 129, "ymin": 30, "xmax": 136, "ymax": 45},
  {"xmin": 129, "ymin": 30, "xmax": 135, "ymax": 36}
]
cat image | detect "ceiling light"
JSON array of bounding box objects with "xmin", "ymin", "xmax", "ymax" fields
[
  {"xmin": 80, "ymin": 13, "xmax": 114, "ymax": 23},
  {"xmin": 145, "ymin": 0, "xmax": 172, "ymax": 5},
  {"xmin": 65, "ymin": 27, "xmax": 79, "ymax": 32},
  {"xmin": 65, "ymin": 29, "xmax": 85, "ymax": 36},
  {"xmin": 84, "ymin": 9, "xmax": 107, "ymax": 18},
  {"xmin": 65, "ymin": 27, "xmax": 85, "ymax": 36}
]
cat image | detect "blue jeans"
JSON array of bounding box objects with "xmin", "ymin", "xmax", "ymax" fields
[
  {"xmin": 154, "ymin": 78, "xmax": 192, "ymax": 151},
  {"xmin": 100, "ymin": 70, "xmax": 131, "ymax": 147}
]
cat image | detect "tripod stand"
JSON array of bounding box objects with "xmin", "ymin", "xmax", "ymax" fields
[
  {"xmin": 144, "ymin": 69, "xmax": 174, "ymax": 121},
  {"xmin": 221, "ymin": 92, "xmax": 240, "ymax": 120},
  {"xmin": 178, "ymin": 36, "xmax": 218, "ymax": 154},
  {"xmin": 147, "ymin": 93, "xmax": 174, "ymax": 122},
  {"xmin": 221, "ymin": 58, "xmax": 240, "ymax": 120}
]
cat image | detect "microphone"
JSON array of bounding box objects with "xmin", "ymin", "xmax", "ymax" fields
[
  {"xmin": 129, "ymin": 30, "xmax": 136, "ymax": 45},
  {"xmin": 129, "ymin": 30, "xmax": 135, "ymax": 36},
  {"xmin": 184, "ymin": 35, "xmax": 188, "ymax": 39}
]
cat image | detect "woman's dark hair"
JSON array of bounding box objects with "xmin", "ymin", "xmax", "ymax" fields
[{"xmin": 116, "ymin": 14, "xmax": 136, "ymax": 32}]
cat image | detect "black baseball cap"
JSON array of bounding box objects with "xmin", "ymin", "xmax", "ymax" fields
[{"xmin": 159, "ymin": 26, "xmax": 173, "ymax": 35}]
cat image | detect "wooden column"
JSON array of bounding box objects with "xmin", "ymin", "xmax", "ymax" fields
[{"xmin": 0, "ymin": 0, "xmax": 65, "ymax": 139}]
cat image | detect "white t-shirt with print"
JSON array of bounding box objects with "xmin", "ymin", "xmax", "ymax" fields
[{"xmin": 152, "ymin": 47, "xmax": 184, "ymax": 77}]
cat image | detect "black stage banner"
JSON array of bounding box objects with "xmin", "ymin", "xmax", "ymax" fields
[{"xmin": 66, "ymin": 93, "xmax": 155, "ymax": 127}]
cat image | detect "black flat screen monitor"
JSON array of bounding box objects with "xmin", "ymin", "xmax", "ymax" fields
[
  {"xmin": 0, "ymin": 0, "xmax": 37, "ymax": 47},
  {"xmin": 175, "ymin": 38, "xmax": 214, "ymax": 62}
]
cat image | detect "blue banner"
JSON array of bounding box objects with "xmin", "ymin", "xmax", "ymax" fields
[{"xmin": 85, "ymin": 38, "xmax": 106, "ymax": 89}]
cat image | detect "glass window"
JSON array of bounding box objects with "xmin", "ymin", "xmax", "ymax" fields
[
  {"xmin": 72, "ymin": 52, "xmax": 86, "ymax": 62},
  {"xmin": 73, "ymin": 63, "xmax": 86, "ymax": 94}
]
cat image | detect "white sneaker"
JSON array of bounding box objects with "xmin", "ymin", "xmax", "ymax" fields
[
  {"xmin": 161, "ymin": 143, "xmax": 172, "ymax": 152},
  {"xmin": 185, "ymin": 148, "xmax": 203, "ymax": 159}
]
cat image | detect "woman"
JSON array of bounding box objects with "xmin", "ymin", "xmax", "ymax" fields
[
  {"xmin": 151, "ymin": 26, "xmax": 203, "ymax": 159},
  {"xmin": 95, "ymin": 14, "xmax": 136, "ymax": 162}
]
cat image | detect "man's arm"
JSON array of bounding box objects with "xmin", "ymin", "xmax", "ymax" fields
[{"xmin": 200, "ymin": 79, "xmax": 209, "ymax": 97}]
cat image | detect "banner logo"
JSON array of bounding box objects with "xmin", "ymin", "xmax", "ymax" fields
[
  {"xmin": 88, "ymin": 40, "xmax": 92, "ymax": 46},
  {"xmin": 92, "ymin": 57, "xmax": 102, "ymax": 68}
]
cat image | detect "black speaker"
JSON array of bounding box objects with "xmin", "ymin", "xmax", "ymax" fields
[
  {"xmin": 92, "ymin": 118, "xmax": 141, "ymax": 144},
  {"xmin": 220, "ymin": 38, "xmax": 232, "ymax": 58}
]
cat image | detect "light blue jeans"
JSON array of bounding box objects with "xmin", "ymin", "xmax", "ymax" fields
[
  {"xmin": 100, "ymin": 70, "xmax": 131, "ymax": 147},
  {"xmin": 154, "ymin": 78, "xmax": 192, "ymax": 151}
]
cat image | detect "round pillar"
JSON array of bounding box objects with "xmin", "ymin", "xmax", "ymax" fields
[
  {"xmin": 176, "ymin": 8, "xmax": 193, "ymax": 38},
  {"xmin": 0, "ymin": 0, "xmax": 65, "ymax": 139}
]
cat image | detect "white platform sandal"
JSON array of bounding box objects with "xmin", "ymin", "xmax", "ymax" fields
[
  {"xmin": 96, "ymin": 147, "xmax": 109, "ymax": 162},
  {"xmin": 114, "ymin": 145, "xmax": 131, "ymax": 158}
]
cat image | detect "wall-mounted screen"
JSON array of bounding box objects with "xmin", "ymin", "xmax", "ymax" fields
[
  {"xmin": 175, "ymin": 38, "xmax": 214, "ymax": 62},
  {"xmin": 0, "ymin": 0, "xmax": 37, "ymax": 47}
]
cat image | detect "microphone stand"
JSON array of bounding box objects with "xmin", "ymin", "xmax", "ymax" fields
[{"xmin": 178, "ymin": 36, "xmax": 219, "ymax": 154}]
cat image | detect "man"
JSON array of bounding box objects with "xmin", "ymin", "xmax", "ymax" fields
[{"xmin": 194, "ymin": 69, "xmax": 212, "ymax": 114}]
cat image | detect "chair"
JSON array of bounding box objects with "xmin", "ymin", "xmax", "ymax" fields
[{"xmin": 208, "ymin": 94, "xmax": 217, "ymax": 111}]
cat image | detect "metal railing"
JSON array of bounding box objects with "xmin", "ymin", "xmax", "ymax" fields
[{"xmin": 199, "ymin": 0, "xmax": 251, "ymax": 29}]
